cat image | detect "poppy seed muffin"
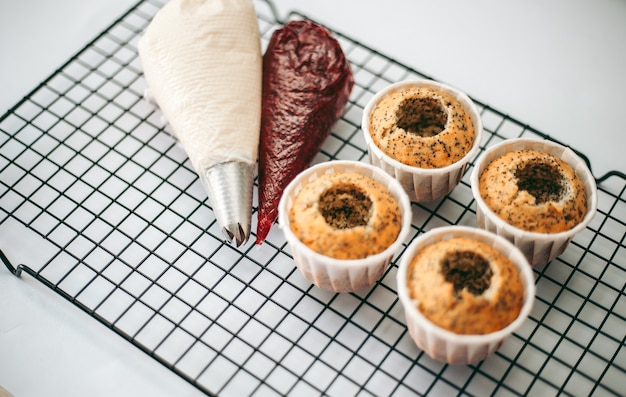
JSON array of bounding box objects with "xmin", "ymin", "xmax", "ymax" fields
[
  {"xmin": 279, "ymin": 160, "xmax": 412, "ymax": 292},
  {"xmin": 362, "ymin": 80, "xmax": 483, "ymax": 202},
  {"xmin": 470, "ymin": 138, "xmax": 598, "ymax": 266},
  {"xmin": 397, "ymin": 226, "xmax": 535, "ymax": 364}
]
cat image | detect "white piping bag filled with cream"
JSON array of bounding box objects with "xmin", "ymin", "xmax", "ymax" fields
[{"xmin": 138, "ymin": 0, "xmax": 262, "ymax": 246}]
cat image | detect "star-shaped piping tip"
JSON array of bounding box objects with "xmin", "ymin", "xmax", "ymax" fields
[
  {"xmin": 200, "ymin": 161, "xmax": 255, "ymax": 248},
  {"xmin": 222, "ymin": 222, "xmax": 250, "ymax": 247}
]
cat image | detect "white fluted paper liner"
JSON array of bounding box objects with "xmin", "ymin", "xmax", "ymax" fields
[
  {"xmin": 470, "ymin": 138, "xmax": 598, "ymax": 267},
  {"xmin": 397, "ymin": 226, "xmax": 535, "ymax": 365},
  {"xmin": 278, "ymin": 160, "xmax": 412, "ymax": 292},
  {"xmin": 362, "ymin": 80, "xmax": 483, "ymax": 202}
]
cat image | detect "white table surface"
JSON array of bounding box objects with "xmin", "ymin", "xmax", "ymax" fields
[{"xmin": 1, "ymin": 0, "xmax": 624, "ymax": 396}]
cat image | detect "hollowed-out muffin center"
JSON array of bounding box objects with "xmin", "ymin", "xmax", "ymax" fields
[
  {"xmin": 396, "ymin": 97, "xmax": 447, "ymax": 137},
  {"xmin": 319, "ymin": 183, "xmax": 372, "ymax": 229},
  {"xmin": 515, "ymin": 161, "xmax": 564, "ymax": 204},
  {"xmin": 441, "ymin": 250, "xmax": 493, "ymax": 296}
]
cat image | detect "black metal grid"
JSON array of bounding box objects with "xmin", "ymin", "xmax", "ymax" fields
[{"xmin": 1, "ymin": 0, "xmax": 625, "ymax": 395}]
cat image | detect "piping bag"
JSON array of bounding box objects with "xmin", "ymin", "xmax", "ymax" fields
[
  {"xmin": 138, "ymin": 0, "xmax": 262, "ymax": 246},
  {"xmin": 255, "ymin": 20, "xmax": 354, "ymax": 244}
]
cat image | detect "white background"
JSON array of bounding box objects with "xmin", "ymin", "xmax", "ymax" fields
[{"xmin": 1, "ymin": 0, "xmax": 625, "ymax": 396}]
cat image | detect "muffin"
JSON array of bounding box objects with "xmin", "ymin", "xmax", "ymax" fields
[
  {"xmin": 362, "ymin": 80, "xmax": 483, "ymax": 202},
  {"xmin": 397, "ymin": 226, "xmax": 535, "ymax": 365},
  {"xmin": 278, "ymin": 160, "xmax": 412, "ymax": 292},
  {"xmin": 470, "ymin": 138, "xmax": 598, "ymax": 266}
]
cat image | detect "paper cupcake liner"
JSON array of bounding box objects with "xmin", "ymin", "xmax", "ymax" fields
[
  {"xmin": 278, "ymin": 160, "xmax": 412, "ymax": 292},
  {"xmin": 362, "ymin": 79, "xmax": 483, "ymax": 202},
  {"xmin": 470, "ymin": 138, "xmax": 598, "ymax": 266},
  {"xmin": 396, "ymin": 226, "xmax": 536, "ymax": 365}
]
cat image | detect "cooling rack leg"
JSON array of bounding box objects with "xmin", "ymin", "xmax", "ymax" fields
[{"xmin": 1, "ymin": 250, "xmax": 23, "ymax": 278}]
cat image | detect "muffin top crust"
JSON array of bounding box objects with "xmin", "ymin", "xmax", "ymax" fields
[
  {"xmin": 478, "ymin": 149, "xmax": 587, "ymax": 233},
  {"xmin": 368, "ymin": 85, "xmax": 475, "ymax": 168},
  {"xmin": 406, "ymin": 237, "xmax": 524, "ymax": 334},
  {"xmin": 289, "ymin": 172, "xmax": 402, "ymax": 260}
]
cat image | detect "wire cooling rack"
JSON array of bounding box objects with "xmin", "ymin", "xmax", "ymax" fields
[{"xmin": 1, "ymin": 0, "xmax": 625, "ymax": 396}]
